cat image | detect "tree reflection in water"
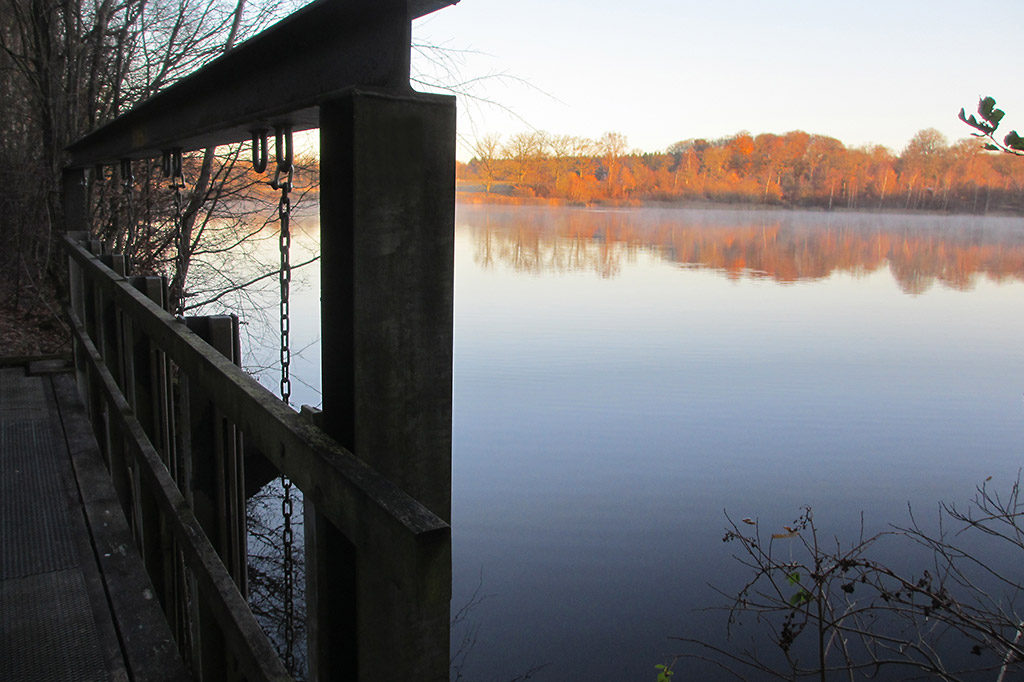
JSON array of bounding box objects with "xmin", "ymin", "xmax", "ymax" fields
[
  {"xmin": 247, "ymin": 478, "xmax": 307, "ymax": 679},
  {"xmin": 465, "ymin": 204, "xmax": 1024, "ymax": 294}
]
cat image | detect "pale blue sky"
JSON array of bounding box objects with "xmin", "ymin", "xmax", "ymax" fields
[{"xmin": 412, "ymin": 0, "xmax": 1024, "ymax": 160}]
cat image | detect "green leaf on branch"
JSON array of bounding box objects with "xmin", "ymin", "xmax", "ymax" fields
[
  {"xmin": 786, "ymin": 571, "xmax": 801, "ymax": 586},
  {"xmin": 960, "ymin": 110, "xmax": 994, "ymax": 134},
  {"xmin": 973, "ymin": 96, "xmax": 1005, "ymax": 130},
  {"xmin": 789, "ymin": 589, "xmax": 811, "ymax": 606},
  {"xmin": 1004, "ymin": 130, "xmax": 1024, "ymax": 151},
  {"xmin": 979, "ymin": 96, "xmax": 997, "ymax": 119}
]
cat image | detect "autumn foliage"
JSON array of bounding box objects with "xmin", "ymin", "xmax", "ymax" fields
[{"xmin": 458, "ymin": 129, "xmax": 1024, "ymax": 213}]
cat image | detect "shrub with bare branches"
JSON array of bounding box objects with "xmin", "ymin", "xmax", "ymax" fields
[{"xmin": 665, "ymin": 476, "xmax": 1024, "ymax": 681}]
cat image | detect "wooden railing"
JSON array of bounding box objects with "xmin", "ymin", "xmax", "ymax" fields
[
  {"xmin": 60, "ymin": 1, "xmax": 458, "ymax": 679},
  {"xmin": 65, "ymin": 233, "xmax": 451, "ymax": 680}
]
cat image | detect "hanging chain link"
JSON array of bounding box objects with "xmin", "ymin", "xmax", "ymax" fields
[
  {"xmin": 270, "ymin": 126, "xmax": 296, "ymax": 672},
  {"xmin": 249, "ymin": 126, "xmax": 298, "ymax": 673},
  {"xmin": 276, "ymin": 187, "xmax": 292, "ymax": 402},
  {"xmin": 120, "ymin": 158, "xmax": 135, "ymax": 272},
  {"xmin": 280, "ymin": 471, "xmax": 295, "ymax": 670},
  {"xmin": 163, "ymin": 149, "xmax": 186, "ymax": 315}
]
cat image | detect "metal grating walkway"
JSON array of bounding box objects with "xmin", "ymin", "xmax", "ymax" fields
[
  {"xmin": 1, "ymin": 570, "xmax": 109, "ymax": 681},
  {"xmin": 0, "ymin": 365, "xmax": 188, "ymax": 681},
  {"xmin": 0, "ymin": 420, "xmax": 79, "ymax": 579}
]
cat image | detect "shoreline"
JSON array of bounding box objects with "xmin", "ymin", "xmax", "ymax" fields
[{"xmin": 455, "ymin": 190, "xmax": 1024, "ymax": 218}]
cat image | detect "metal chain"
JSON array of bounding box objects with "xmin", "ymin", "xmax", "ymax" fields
[
  {"xmin": 280, "ymin": 473, "xmax": 295, "ymax": 671},
  {"xmin": 121, "ymin": 158, "xmax": 135, "ymax": 272},
  {"xmin": 249, "ymin": 126, "xmax": 298, "ymax": 672},
  {"xmin": 271, "ymin": 126, "xmax": 296, "ymax": 672},
  {"xmin": 163, "ymin": 149, "xmax": 185, "ymax": 315},
  {"xmin": 277, "ymin": 174, "xmax": 292, "ymax": 404}
]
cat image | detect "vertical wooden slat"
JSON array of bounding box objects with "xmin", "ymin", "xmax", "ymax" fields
[
  {"xmin": 98, "ymin": 253, "xmax": 132, "ymax": 520},
  {"xmin": 86, "ymin": 260, "xmax": 111, "ymax": 475},
  {"xmin": 128, "ymin": 275, "xmax": 174, "ymax": 610},
  {"xmin": 68, "ymin": 251, "xmax": 89, "ymax": 404},
  {"xmin": 172, "ymin": 366, "xmax": 193, "ymax": 662},
  {"xmin": 63, "ymin": 169, "xmax": 90, "ymax": 406},
  {"xmin": 185, "ymin": 315, "xmax": 246, "ymax": 681}
]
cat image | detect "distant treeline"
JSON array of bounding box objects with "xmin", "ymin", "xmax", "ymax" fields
[{"xmin": 457, "ymin": 129, "xmax": 1024, "ymax": 213}]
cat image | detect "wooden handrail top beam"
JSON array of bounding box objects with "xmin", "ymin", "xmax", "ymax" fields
[
  {"xmin": 66, "ymin": 0, "xmax": 458, "ymax": 167},
  {"xmin": 64, "ymin": 235, "xmax": 449, "ymax": 553}
]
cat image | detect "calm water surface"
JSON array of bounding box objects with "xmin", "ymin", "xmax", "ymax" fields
[{"xmin": 244, "ymin": 204, "xmax": 1024, "ymax": 679}]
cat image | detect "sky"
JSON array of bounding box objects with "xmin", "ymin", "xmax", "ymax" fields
[{"xmin": 411, "ymin": 0, "xmax": 1024, "ymax": 161}]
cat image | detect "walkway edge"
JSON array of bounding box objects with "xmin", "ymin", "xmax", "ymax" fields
[{"xmin": 51, "ymin": 373, "xmax": 191, "ymax": 681}]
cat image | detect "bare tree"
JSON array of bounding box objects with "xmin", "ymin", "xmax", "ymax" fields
[
  {"xmin": 548, "ymin": 133, "xmax": 577, "ymax": 191},
  {"xmin": 0, "ymin": 0, "xmax": 286, "ymax": 328},
  {"xmin": 470, "ymin": 133, "xmax": 504, "ymax": 194},
  {"xmin": 597, "ymin": 131, "xmax": 628, "ymax": 197},
  {"xmin": 503, "ymin": 130, "xmax": 547, "ymax": 185}
]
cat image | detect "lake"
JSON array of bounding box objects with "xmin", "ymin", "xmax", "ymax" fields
[{"xmin": 234, "ymin": 203, "xmax": 1024, "ymax": 680}]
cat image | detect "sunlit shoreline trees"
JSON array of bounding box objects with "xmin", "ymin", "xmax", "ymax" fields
[{"xmin": 458, "ymin": 129, "xmax": 1024, "ymax": 214}]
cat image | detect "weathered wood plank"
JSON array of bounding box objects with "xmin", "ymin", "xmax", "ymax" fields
[
  {"xmin": 125, "ymin": 276, "xmax": 173, "ymax": 610},
  {"xmin": 51, "ymin": 373, "xmax": 190, "ymax": 682},
  {"xmin": 43, "ymin": 374, "xmax": 131, "ymax": 682},
  {"xmin": 185, "ymin": 315, "xmax": 245, "ymax": 681},
  {"xmin": 318, "ymin": 88, "xmax": 454, "ymax": 680},
  {"xmin": 68, "ymin": 311, "xmax": 291, "ymax": 682},
  {"xmin": 64, "ymin": 235, "xmax": 450, "ymax": 561},
  {"xmin": 65, "ymin": 0, "xmax": 458, "ymax": 166}
]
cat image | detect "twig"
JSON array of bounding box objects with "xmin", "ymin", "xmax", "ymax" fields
[{"xmin": 183, "ymin": 255, "xmax": 319, "ymax": 311}]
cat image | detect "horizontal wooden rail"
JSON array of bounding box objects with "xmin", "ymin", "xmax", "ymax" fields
[
  {"xmin": 66, "ymin": 0, "xmax": 457, "ymax": 166},
  {"xmin": 68, "ymin": 308, "xmax": 290, "ymax": 682},
  {"xmin": 64, "ymin": 234, "xmax": 450, "ymax": 588}
]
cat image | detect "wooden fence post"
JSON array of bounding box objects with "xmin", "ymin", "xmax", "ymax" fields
[
  {"xmin": 97, "ymin": 254, "xmax": 134, "ymax": 521},
  {"xmin": 62, "ymin": 169, "xmax": 89, "ymax": 401},
  {"xmin": 317, "ymin": 89, "xmax": 455, "ymax": 680},
  {"xmin": 185, "ymin": 314, "xmax": 246, "ymax": 681},
  {"xmin": 127, "ymin": 276, "xmax": 175, "ymax": 612}
]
